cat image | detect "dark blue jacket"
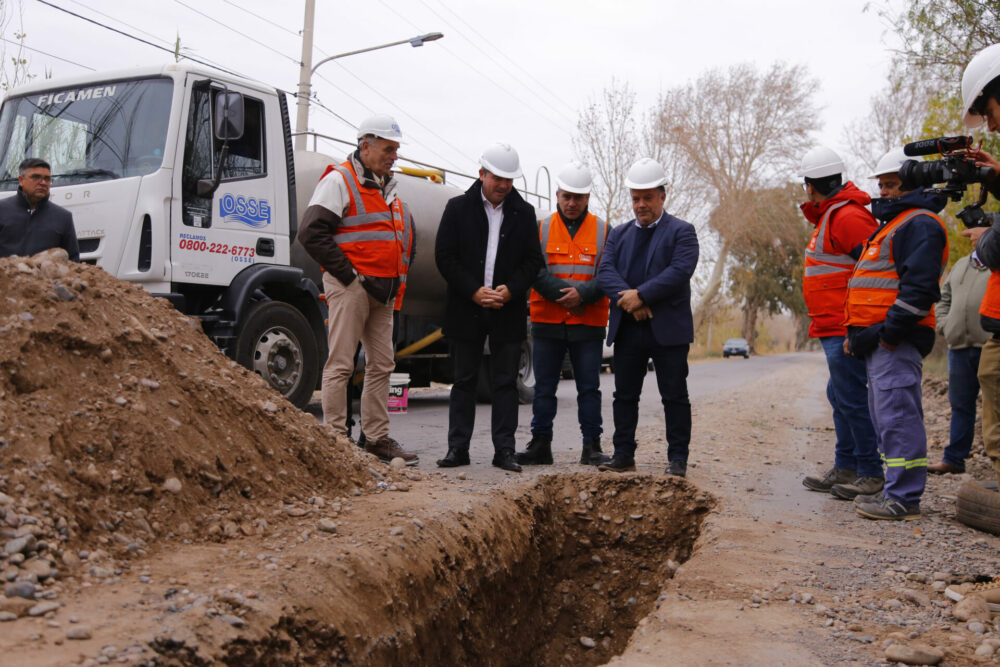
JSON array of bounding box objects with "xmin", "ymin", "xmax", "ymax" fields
[
  {"xmin": 847, "ymin": 189, "xmax": 948, "ymax": 357},
  {"xmin": 0, "ymin": 189, "xmax": 79, "ymax": 262},
  {"xmin": 597, "ymin": 211, "xmax": 699, "ymax": 346}
]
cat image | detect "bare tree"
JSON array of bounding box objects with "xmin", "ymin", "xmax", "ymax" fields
[
  {"xmin": 0, "ymin": 0, "xmax": 33, "ymax": 92},
  {"xmin": 573, "ymin": 78, "xmax": 639, "ymax": 225},
  {"xmin": 649, "ymin": 62, "xmax": 820, "ymax": 332}
]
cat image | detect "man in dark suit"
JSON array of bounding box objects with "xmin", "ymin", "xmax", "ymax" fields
[
  {"xmin": 434, "ymin": 143, "xmax": 544, "ymax": 472},
  {"xmin": 596, "ymin": 158, "xmax": 700, "ymax": 476}
]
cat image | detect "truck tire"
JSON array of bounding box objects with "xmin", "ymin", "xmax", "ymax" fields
[
  {"xmin": 235, "ymin": 301, "xmax": 319, "ymax": 410},
  {"xmin": 956, "ymin": 480, "xmax": 1000, "ymax": 536},
  {"xmin": 475, "ymin": 340, "xmax": 535, "ymax": 405}
]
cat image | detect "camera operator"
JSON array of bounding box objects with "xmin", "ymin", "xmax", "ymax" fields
[
  {"xmin": 957, "ymin": 43, "xmax": 1000, "ymax": 491},
  {"xmin": 844, "ymin": 147, "xmax": 949, "ymax": 521}
]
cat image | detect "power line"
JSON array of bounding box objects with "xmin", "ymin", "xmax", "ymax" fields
[
  {"xmin": 0, "ymin": 36, "xmax": 95, "ymax": 71},
  {"xmin": 374, "ymin": 0, "xmax": 571, "ymax": 138},
  {"xmin": 66, "ymin": 0, "xmax": 174, "ymax": 48},
  {"xmin": 426, "ymin": 0, "xmax": 571, "ymax": 116},
  {"xmin": 172, "ymin": 0, "xmax": 300, "ymax": 66},
  {"xmin": 33, "ymin": 0, "xmax": 245, "ymax": 78},
  {"xmin": 221, "ymin": 0, "xmax": 302, "ymax": 39}
]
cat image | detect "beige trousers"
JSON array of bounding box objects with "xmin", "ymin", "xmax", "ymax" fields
[
  {"xmin": 321, "ymin": 273, "xmax": 395, "ymax": 440},
  {"xmin": 976, "ymin": 339, "xmax": 1000, "ymax": 485}
]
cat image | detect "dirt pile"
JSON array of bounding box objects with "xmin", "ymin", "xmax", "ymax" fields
[{"xmin": 0, "ymin": 249, "xmax": 377, "ymax": 568}]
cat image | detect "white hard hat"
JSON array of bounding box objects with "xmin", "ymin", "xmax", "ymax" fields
[
  {"xmin": 555, "ymin": 161, "xmax": 592, "ymax": 194},
  {"xmin": 624, "ymin": 157, "xmax": 667, "ymax": 189},
  {"xmin": 479, "ymin": 142, "xmax": 522, "ymax": 179},
  {"xmin": 357, "ymin": 114, "xmax": 403, "ymax": 142},
  {"xmin": 962, "ymin": 43, "xmax": 1000, "ymax": 128},
  {"xmin": 798, "ymin": 146, "xmax": 845, "ymax": 179},
  {"xmin": 869, "ymin": 147, "xmax": 909, "ymax": 178}
]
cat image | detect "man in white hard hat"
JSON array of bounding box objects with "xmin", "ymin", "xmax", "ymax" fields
[
  {"xmin": 298, "ymin": 114, "xmax": 418, "ymax": 465},
  {"xmin": 956, "ymin": 42, "xmax": 1000, "ymax": 491},
  {"xmin": 797, "ymin": 145, "xmax": 883, "ymax": 501},
  {"xmin": 515, "ymin": 161, "xmax": 612, "ymax": 467},
  {"xmin": 435, "ymin": 143, "xmax": 544, "ymax": 472},
  {"xmin": 596, "ymin": 158, "xmax": 699, "ymax": 475},
  {"xmin": 844, "ymin": 146, "xmax": 949, "ymax": 520}
]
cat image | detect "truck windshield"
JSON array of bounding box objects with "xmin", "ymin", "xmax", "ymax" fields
[{"xmin": 0, "ymin": 77, "xmax": 173, "ymax": 190}]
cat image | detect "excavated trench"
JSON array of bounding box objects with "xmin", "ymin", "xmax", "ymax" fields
[{"xmin": 216, "ymin": 474, "xmax": 715, "ymax": 666}]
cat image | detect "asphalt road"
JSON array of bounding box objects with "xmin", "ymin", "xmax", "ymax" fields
[{"xmin": 355, "ymin": 351, "xmax": 825, "ymax": 468}]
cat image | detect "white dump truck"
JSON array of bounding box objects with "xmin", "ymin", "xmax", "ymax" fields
[{"xmin": 0, "ymin": 63, "xmax": 536, "ymax": 409}]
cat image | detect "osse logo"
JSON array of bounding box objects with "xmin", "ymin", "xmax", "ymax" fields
[{"xmin": 219, "ymin": 194, "xmax": 271, "ymax": 228}]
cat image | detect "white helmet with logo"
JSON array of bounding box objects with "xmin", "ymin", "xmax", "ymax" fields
[
  {"xmin": 798, "ymin": 146, "xmax": 845, "ymax": 179},
  {"xmin": 555, "ymin": 161, "xmax": 593, "ymax": 194},
  {"xmin": 479, "ymin": 142, "xmax": 522, "ymax": 179},
  {"xmin": 869, "ymin": 147, "xmax": 909, "ymax": 178},
  {"xmin": 624, "ymin": 157, "xmax": 667, "ymax": 189},
  {"xmin": 962, "ymin": 43, "xmax": 1000, "ymax": 128},
  {"xmin": 357, "ymin": 114, "xmax": 404, "ymax": 142}
]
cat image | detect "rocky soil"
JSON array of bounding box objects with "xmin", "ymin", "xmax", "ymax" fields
[{"xmin": 0, "ymin": 249, "xmax": 999, "ymax": 665}]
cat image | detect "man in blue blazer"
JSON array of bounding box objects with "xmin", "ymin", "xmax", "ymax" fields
[{"xmin": 596, "ymin": 158, "xmax": 700, "ymax": 475}]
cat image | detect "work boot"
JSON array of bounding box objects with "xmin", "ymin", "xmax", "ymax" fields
[
  {"xmin": 855, "ymin": 494, "xmax": 921, "ymax": 521},
  {"xmin": 515, "ymin": 435, "xmax": 553, "ymax": 465},
  {"xmin": 580, "ymin": 438, "xmax": 611, "ymax": 466},
  {"xmin": 665, "ymin": 460, "xmax": 687, "ymax": 478},
  {"xmin": 365, "ymin": 436, "xmax": 419, "ymax": 466},
  {"xmin": 597, "ymin": 455, "xmax": 636, "ymax": 473},
  {"xmin": 802, "ymin": 467, "xmax": 855, "ymax": 492},
  {"xmin": 927, "ymin": 461, "xmax": 965, "ymax": 475},
  {"xmin": 830, "ymin": 476, "xmax": 884, "ymax": 501}
]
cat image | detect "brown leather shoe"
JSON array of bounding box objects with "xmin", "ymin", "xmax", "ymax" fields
[{"xmin": 927, "ymin": 461, "xmax": 965, "ymax": 475}]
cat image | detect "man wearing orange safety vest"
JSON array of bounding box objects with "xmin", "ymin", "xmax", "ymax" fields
[
  {"xmin": 798, "ymin": 146, "xmax": 882, "ymax": 501},
  {"xmin": 844, "ymin": 148, "xmax": 948, "ymax": 521},
  {"xmin": 298, "ymin": 114, "xmax": 418, "ymax": 466},
  {"xmin": 515, "ymin": 162, "xmax": 612, "ymax": 467}
]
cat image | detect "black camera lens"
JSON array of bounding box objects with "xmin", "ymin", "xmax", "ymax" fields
[{"xmin": 898, "ymin": 159, "xmax": 949, "ymax": 188}]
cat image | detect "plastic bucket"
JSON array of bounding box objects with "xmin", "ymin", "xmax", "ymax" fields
[{"xmin": 388, "ymin": 372, "xmax": 410, "ymax": 413}]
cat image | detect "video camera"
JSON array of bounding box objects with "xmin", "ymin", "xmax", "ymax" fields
[{"xmin": 899, "ymin": 136, "xmax": 997, "ymax": 228}]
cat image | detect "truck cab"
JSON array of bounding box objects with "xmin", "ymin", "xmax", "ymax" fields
[{"xmin": 0, "ymin": 64, "xmax": 326, "ymax": 408}]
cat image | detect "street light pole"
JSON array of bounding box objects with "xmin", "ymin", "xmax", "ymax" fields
[{"xmin": 293, "ymin": 27, "xmax": 443, "ymax": 151}]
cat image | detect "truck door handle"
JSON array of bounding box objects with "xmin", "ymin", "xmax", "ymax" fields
[{"xmin": 256, "ymin": 238, "xmax": 275, "ymax": 257}]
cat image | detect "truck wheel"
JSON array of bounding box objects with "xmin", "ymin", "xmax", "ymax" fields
[
  {"xmin": 235, "ymin": 301, "xmax": 319, "ymax": 410},
  {"xmin": 956, "ymin": 480, "xmax": 1000, "ymax": 536},
  {"xmin": 475, "ymin": 340, "xmax": 535, "ymax": 405}
]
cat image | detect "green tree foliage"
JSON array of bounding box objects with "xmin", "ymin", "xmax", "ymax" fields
[{"xmin": 725, "ymin": 184, "xmax": 811, "ymax": 352}]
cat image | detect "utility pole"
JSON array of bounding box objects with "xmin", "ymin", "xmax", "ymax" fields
[{"xmin": 294, "ymin": 0, "xmax": 315, "ymax": 151}]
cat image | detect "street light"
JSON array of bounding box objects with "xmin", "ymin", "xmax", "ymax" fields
[{"xmin": 294, "ymin": 31, "xmax": 444, "ymax": 150}]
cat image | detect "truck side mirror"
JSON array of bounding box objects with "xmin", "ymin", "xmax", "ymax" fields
[{"xmin": 213, "ymin": 92, "xmax": 244, "ymax": 141}]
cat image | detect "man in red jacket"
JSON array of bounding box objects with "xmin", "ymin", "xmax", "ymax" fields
[{"xmin": 798, "ymin": 146, "xmax": 883, "ymax": 500}]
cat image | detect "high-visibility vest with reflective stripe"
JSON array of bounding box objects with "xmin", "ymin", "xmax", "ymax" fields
[
  {"xmin": 845, "ymin": 208, "xmax": 948, "ymax": 328},
  {"xmin": 328, "ymin": 161, "xmax": 409, "ymax": 282},
  {"xmin": 392, "ymin": 200, "xmax": 414, "ymax": 311},
  {"xmin": 529, "ymin": 212, "xmax": 610, "ymax": 327},
  {"xmin": 803, "ymin": 200, "xmax": 857, "ymax": 336}
]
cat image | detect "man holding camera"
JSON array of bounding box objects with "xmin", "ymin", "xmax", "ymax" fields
[
  {"xmin": 844, "ymin": 147, "xmax": 949, "ymax": 521},
  {"xmin": 959, "ymin": 42, "xmax": 1000, "ymax": 492},
  {"xmin": 798, "ymin": 147, "xmax": 883, "ymax": 500}
]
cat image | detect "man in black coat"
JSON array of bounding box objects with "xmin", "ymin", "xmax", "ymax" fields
[
  {"xmin": 434, "ymin": 143, "xmax": 544, "ymax": 472},
  {"xmin": 0, "ymin": 158, "xmax": 79, "ymax": 261}
]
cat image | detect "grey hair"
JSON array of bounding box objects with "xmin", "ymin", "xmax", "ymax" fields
[
  {"xmin": 358, "ymin": 134, "xmax": 378, "ymax": 151},
  {"xmin": 19, "ymin": 157, "xmax": 50, "ymax": 175}
]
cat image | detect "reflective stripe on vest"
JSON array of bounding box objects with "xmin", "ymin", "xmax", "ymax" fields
[
  {"xmin": 804, "ymin": 200, "xmax": 855, "ymax": 273},
  {"xmin": 845, "ymin": 208, "xmax": 947, "ymax": 328},
  {"xmin": 393, "ymin": 201, "xmax": 414, "ymax": 311},
  {"xmin": 529, "ymin": 212, "xmax": 610, "ymax": 327},
  {"xmin": 329, "ymin": 161, "xmax": 405, "ymax": 279},
  {"xmin": 802, "ymin": 200, "xmax": 862, "ymax": 337}
]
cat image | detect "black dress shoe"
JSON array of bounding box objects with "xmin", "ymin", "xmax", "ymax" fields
[
  {"xmin": 597, "ymin": 455, "xmax": 636, "ymax": 473},
  {"xmin": 666, "ymin": 460, "xmax": 687, "ymax": 477},
  {"xmin": 436, "ymin": 448, "xmax": 470, "ymax": 468},
  {"xmin": 492, "ymin": 450, "xmax": 522, "ymax": 472}
]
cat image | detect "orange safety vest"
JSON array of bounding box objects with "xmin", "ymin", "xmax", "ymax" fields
[
  {"xmin": 845, "ymin": 208, "xmax": 948, "ymax": 328},
  {"xmin": 327, "ymin": 161, "xmax": 413, "ymax": 310},
  {"xmin": 803, "ymin": 200, "xmax": 857, "ymax": 336},
  {"xmin": 529, "ymin": 212, "xmax": 609, "ymax": 327},
  {"xmin": 978, "ymin": 270, "xmax": 1000, "ymax": 321}
]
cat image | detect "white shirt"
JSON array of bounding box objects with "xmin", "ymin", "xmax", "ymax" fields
[{"xmin": 481, "ymin": 192, "xmax": 504, "ymax": 287}]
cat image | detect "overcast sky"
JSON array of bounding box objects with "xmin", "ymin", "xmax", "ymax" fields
[{"xmin": 9, "ymin": 0, "xmax": 913, "ymax": 204}]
